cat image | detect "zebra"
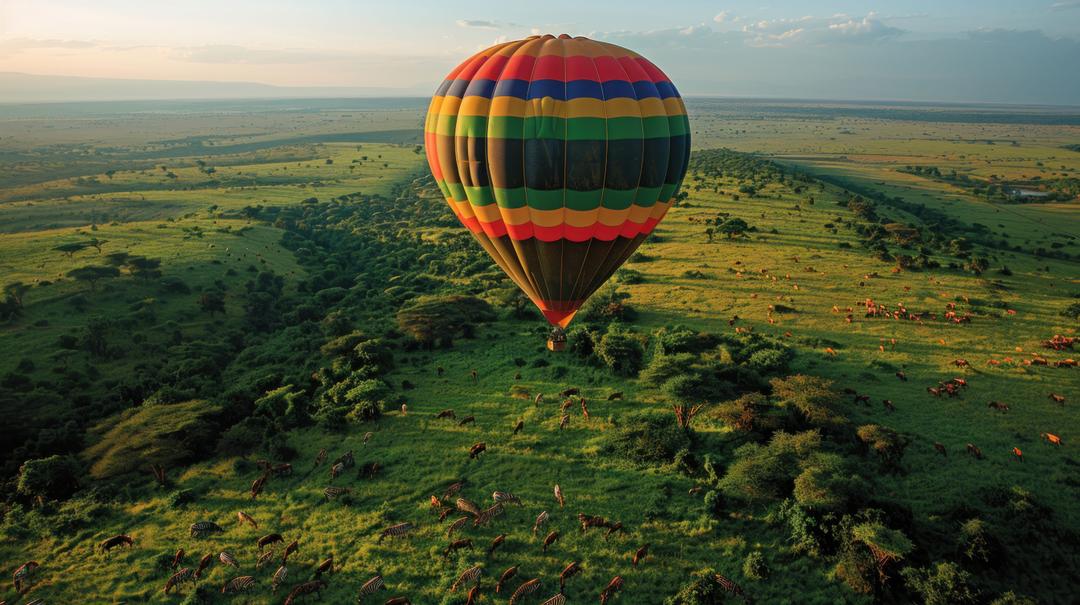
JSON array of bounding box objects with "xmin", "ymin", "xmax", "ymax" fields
[
  {"xmin": 237, "ymin": 511, "xmax": 258, "ymax": 528},
  {"xmin": 474, "ymin": 503, "xmax": 505, "ymax": 527},
  {"xmin": 559, "ymin": 561, "xmax": 582, "ymax": 589},
  {"xmin": 221, "ymin": 575, "xmax": 255, "ymax": 594},
  {"xmin": 219, "ymin": 551, "xmax": 239, "ymax": 568},
  {"xmin": 12, "ymin": 561, "xmax": 39, "ymax": 593},
  {"xmin": 357, "ymin": 574, "xmax": 386, "ymax": 601},
  {"xmin": 456, "ymin": 497, "xmax": 481, "ymax": 517},
  {"xmin": 447, "ymin": 515, "xmax": 470, "ymax": 537},
  {"xmin": 272, "ymin": 565, "xmax": 288, "ymax": 593},
  {"xmin": 496, "ymin": 565, "xmax": 518, "ymax": 593},
  {"xmin": 443, "ymin": 481, "xmax": 465, "ymax": 499},
  {"xmin": 492, "ymin": 491, "xmax": 522, "ymax": 506},
  {"xmin": 541, "ymin": 594, "xmax": 567, "ymax": 605},
  {"xmin": 313, "ymin": 448, "xmax": 327, "ymax": 468},
  {"xmin": 542, "ymin": 530, "xmax": 560, "ymax": 553},
  {"xmin": 256, "ymin": 549, "xmax": 276, "ymax": 569},
  {"xmin": 195, "ymin": 553, "xmax": 214, "ymax": 578},
  {"xmin": 163, "ymin": 567, "xmax": 194, "ymax": 594},
  {"xmin": 578, "ymin": 513, "xmax": 607, "ymax": 533},
  {"xmin": 509, "ymin": 578, "xmax": 541, "ymax": 605},
  {"xmin": 600, "ymin": 576, "xmax": 624, "ymax": 605},
  {"xmin": 450, "ymin": 565, "xmax": 482, "ymax": 592},
  {"xmin": 258, "ymin": 532, "xmax": 284, "ymax": 550},
  {"xmin": 487, "ymin": 533, "xmax": 506, "ymax": 557},
  {"xmin": 377, "ymin": 522, "xmax": 413, "ymax": 543},
  {"xmin": 325, "ymin": 486, "xmax": 352, "ymax": 501},
  {"xmin": 554, "ymin": 484, "xmax": 564, "ymax": 508},
  {"xmin": 284, "ymin": 579, "xmax": 327, "ymax": 605},
  {"xmin": 714, "ymin": 573, "xmax": 745, "ymax": 598},
  {"xmin": 533, "ymin": 511, "xmax": 549, "ymax": 535},
  {"xmin": 189, "ymin": 521, "xmax": 223, "ymax": 538},
  {"xmin": 331, "ymin": 462, "xmax": 345, "ymax": 479}
]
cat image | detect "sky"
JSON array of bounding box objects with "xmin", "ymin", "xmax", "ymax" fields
[{"xmin": 1, "ymin": 0, "xmax": 1079, "ymax": 104}]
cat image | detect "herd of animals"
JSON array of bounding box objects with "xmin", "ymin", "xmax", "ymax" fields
[
  {"xmin": 5, "ymin": 382, "xmax": 751, "ymax": 605},
  {"xmin": 5, "ymin": 281, "xmax": 1075, "ymax": 603}
]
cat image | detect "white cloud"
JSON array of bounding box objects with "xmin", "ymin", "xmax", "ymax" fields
[
  {"xmin": 456, "ymin": 19, "xmax": 498, "ymax": 29},
  {"xmin": 714, "ymin": 11, "xmax": 732, "ymax": 23},
  {"xmin": 171, "ymin": 45, "xmax": 343, "ymax": 65},
  {"xmin": 1050, "ymin": 1, "xmax": 1080, "ymax": 10}
]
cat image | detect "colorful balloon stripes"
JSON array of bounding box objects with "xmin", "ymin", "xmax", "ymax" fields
[{"xmin": 425, "ymin": 34, "xmax": 690, "ymax": 327}]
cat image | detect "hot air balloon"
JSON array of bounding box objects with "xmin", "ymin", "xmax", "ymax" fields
[{"xmin": 424, "ymin": 34, "xmax": 690, "ymax": 346}]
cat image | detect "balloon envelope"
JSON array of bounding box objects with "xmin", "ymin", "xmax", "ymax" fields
[{"xmin": 424, "ymin": 34, "xmax": 690, "ymax": 327}]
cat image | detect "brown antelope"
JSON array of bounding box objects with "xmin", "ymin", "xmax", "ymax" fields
[
  {"xmin": 1012, "ymin": 447, "xmax": 1024, "ymax": 462},
  {"xmin": 632, "ymin": 544, "xmax": 650, "ymax": 566},
  {"xmin": 600, "ymin": 576, "xmax": 624, "ymax": 605},
  {"xmin": 444, "ymin": 538, "xmax": 473, "ymax": 557},
  {"xmin": 988, "ymin": 401, "xmax": 1010, "ymax": 412},
  {"xmin": 1049, "ymin": 393, "xmax": 1066, "ymax": 405},
  {"xmin": 542, "ymin": 530, "xmax": 560, "ymax": 552},
  {"xmin": 496, "ymin": 565, "xmax": 519, "ymax": 593},
  {"xmin": 487, "ymin": 533, "xmax": 506, "ymax": 556},
  {"xmin": 436, "ymin": 409, "xmax": 456, "ymax": 420},
  {"xmin": 237, "ymin": 511, "xmax": 257, "ymax": 528},
  {"xmin": 1043, "ymin": 432, "xmax": 1063, "ymax": 446},
  {"xmin": 966, "ymin": 443, "xmax": 984, "ymax": 460},
  {"xmin": 554, "ymin": 484, "xmax": 564, "ymax": 508},
  {"xmin": 170, "ymin": 548, "xmax": 184, "ymax": 569},
  {"xmin": 559, "ymin": 561, "xmax": 582, "ymax": 589},
  {"xmin": 933, "ymin": 442, "xmax": 948, "ymax": 457},
  {"xmin": 882, "ymin": 399, "xmax": 895, "ymax": 412},
  {"xmin": 195, "ymin": 553, "xmax": 213, "ymax": 578},
  {"xmin": 99, "ymin": 534, "xmax": 134, "ymax": 555},
  {"xmin": 459, "ymin": 416, "xmax": 476, "ymax": 426},
  {"xmin": 469, "ymin": 442, "xmax": 486, "ymax": 459},
  {"xmin": 513, "ymin": 419, "xmax": 524, "ymax": 435},
  {"xmin": 258, "ymin": 533, "xmax": 283, "ymax": 551}
]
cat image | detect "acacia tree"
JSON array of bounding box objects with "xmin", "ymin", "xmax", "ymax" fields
[
  {"xmin": 395, "ymin": 295, "xmax": 495, "ymax": 348},
  {"xmin": 67, "ymin": 265, "xmax": 120, "ymax": 291}
]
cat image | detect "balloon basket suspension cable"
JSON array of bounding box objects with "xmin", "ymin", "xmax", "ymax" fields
[{"xmin": 547, "ymin": 326, "xmax": 567, "ymax": 352}]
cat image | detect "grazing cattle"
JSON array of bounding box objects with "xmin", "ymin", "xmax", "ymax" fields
[
  {"xmin": 1043, "ymin": 433, "xmax": 1063, "ymax": 446},
  {"xmin": 272, "ymin": 565, "xmax": 288, "ymax": 593},
  {"xmin": 447, "ymin": 515, "xmax": 470, "ymax": 537},
  {"xmin": 195, "ymin": 553, "xmax": 214, "ymax": 577},
  {"xmin": 496, "ymin": 566, "xmax": 519, "ymax": 593},
  {"xmin": 258, "ymin": 533, "xmax": 284, "ymax": 550},
  {"xmin": 509, "ymin": 578, "xmax": 541, "ymax": 605},
  {"xmin": 378, "ymin": 523, "xmax": 413, "ymax": 544},
  {"xmin": 436, "ymin": 409, "xmax": 456, "ymax": 420},
  {"xmin": 600, "ymin": 576, "xmax": 624, "ymax": 605},
  {"xmin": 444, "ymin": 538, "xmax": 473, "ymax": 557},
  {"xmin": 459, "ymin": 416, "xmax": 476, "ymax": 427},
  {"xmin": 487, "ymin": 533, "xmax": 507, "ymax": 557},
  {"xmin": 882, "ymin": 399, "xmax": 895, "ymax": 412},
  {"xmin": 237, "ymin": 511, "xmax": 257, "ymax": 528},
  {"xmin": 218, "ymin": 551, "xmax": 239, "ymax": 568},
  {"xmin": 542, "ymin": 530, "xmax": 560, "ymax": 552},
  {"xmin": 221, "ymin": 575, "xmax": 255, "ymax": 594},
  {"xmin": 469, "ymin": 442, "xmax": 486, "ymax": 459},
  {"xmin": 357, "ymin": 575, "xmax": 387, "ymax": 601},
  {"xmin": 171, "ymin": 548, "xmax": 185, "ymax": 569},
  {"xmin": 608, "ymin": 391, "xmax": 623, "ymax": 400},
  {"xmin": 953, "ymin": 359, "xmax": 970, "ymax": 368},
  {"xmin": 633, "ymin": 544, "xmax": 650, "ymax": 566},
  {"xmin": 99, "ymin": 534, "xmax": 135, "ymax": 554},
  {"xmin": 493, "ymin": 491, "xmax": 523, "ymax": 506},
  {"xmin": 451, "ymin": 566, "xmax": 483, "ymax": 592},
  {"xmin": 513, "ymin": 420, "xmax": 524, "ymax": 435},
  {"xmin": 315, "ymin": 556, "xmax": 334, "ymax": 577},
  {"xmin": 559, "ymin": 561, "xmax": 582, "ymax": 589},
  {"xmin": 283, "ymin": 579, "xmax": 327, "ymax": 605},
  {"xmin": 163, "ymin": 568, "xmax": 194, "ymax": 594},
  {"xmin": 988, "ymin": 401, "xmax": 1010, "ymax": 412},
  {"xmin": 12, "ymin": 561, "xmax": 39, "ymax": 593},
  {"xmin": 324, "ymin": 486, "xmax": 351, "ymax": 501},
  {"xmin": 933, "ymin": 442, "xmax": 948, "ymax": 457},
  {"xmin": 966, "ymin": 443, "xmax": 984, "ymax": 460},
  {"xmin": 283, "ymin": 539, "xmax": 299, "ymax": 562},
  {"xmin": 456, "ymin": 497, "xmax": 481, "ymax": 517},
  {"xmin": 533, "ymin": 511, "xmax": 549, "ymax": 535},
  {"xmin": 1049, "ymin": 393, "xmax": 1066, "ymax": 405},
  {"xmin": 1013, "ymin": 447, "xmax": 1024, "ymax": 462}
]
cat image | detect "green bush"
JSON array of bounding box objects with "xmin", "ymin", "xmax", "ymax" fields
[
  {"xmin": 742, "ymin": 551, "xmax": 769, "ymax": 580},
  {"xmin": 600, "ymin": 412, "xmax": 691, "ymax": 466},
  {"xmin": 17, "ymin": 455, "xmax": 82, "ymax": 501},
  {"xmin": 596, "ymin": 325, "xmax": 645, "ymax": 376},
  {"xmin": 664, "ymin": 575, "xmax": 726, "ymax": 605},
  {"xmin": 902, "ymin": 561, "xmax": 979, "ymax": 605}
]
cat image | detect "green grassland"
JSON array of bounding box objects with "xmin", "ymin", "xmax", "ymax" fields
[{"xmin": 0, "ymin": 100, "xmax": 1077, "ymax": 605}]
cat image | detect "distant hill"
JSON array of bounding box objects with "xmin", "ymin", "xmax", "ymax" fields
[{"xmin": 0, "ymin": 71, "xmax": 427, "ymax": 103}]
